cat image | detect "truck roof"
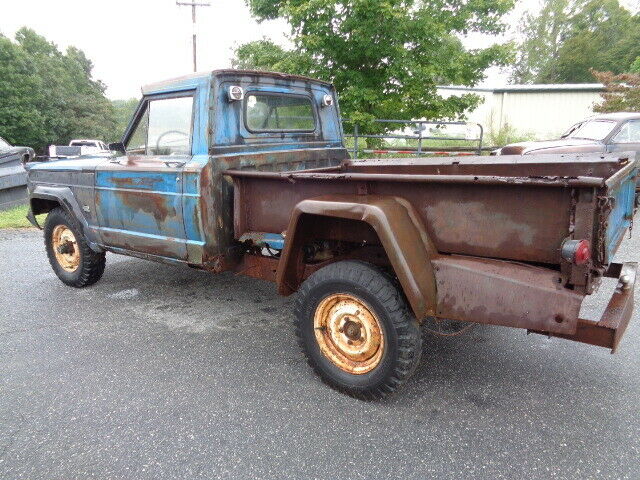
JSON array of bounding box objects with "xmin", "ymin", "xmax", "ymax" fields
[{"xmin": 142, "ymin": 69, "xmax": 332, "ymax": 96}]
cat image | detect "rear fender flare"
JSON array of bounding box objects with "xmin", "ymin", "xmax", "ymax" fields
[
  {"xmin": 29, "ymin": 185, "xmax": 103, "ymax": 253},
  {"xmin": 275, "ymin": 194, "xmax": 438, "ymax": 320}
]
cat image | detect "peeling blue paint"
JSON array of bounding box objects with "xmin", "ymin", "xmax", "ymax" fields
[
  {"xmin": 606, "ymin": 169, "xmax": 637, "ymax": 261},
  {"xmin": 34, "ymin": 70, "xmax": 348, "ymax": 266}
]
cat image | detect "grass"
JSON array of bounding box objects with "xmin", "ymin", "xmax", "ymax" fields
[{"xmin": 0, "ymin": 204, "xmax": 45, "ymax": 229}]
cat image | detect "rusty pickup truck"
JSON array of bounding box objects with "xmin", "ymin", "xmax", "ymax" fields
[{"xmin": 26, "ymin": 70, "xmax": 638, "ymax": 399}]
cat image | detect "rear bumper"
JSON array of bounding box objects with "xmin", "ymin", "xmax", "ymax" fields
[{"xmin": 530, "ymin": 262, "xmax": 637, "ymax": 353}]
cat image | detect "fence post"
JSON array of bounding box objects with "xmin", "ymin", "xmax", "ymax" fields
[
  {"xmin": 476, "ymin": 123, "xmax": 483, "ymax": 155},
  {"xmin": 417, "ymin": 121, "xmax": 423, "ymax": 157},
  {"xmin": 353, "ymin": 123, "xmax": 359, "ymax": 159}
]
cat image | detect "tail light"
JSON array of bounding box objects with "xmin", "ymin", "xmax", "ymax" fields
[{"xmin": 561, "ymin": 239, "xmax": 591, "ymax": 265}]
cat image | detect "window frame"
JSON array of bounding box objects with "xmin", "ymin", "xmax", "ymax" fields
[
  {"xmin": 123, "ymin": 90, "xmax": 196, "ymax": 156},
  {"xmin": 243, "ymin": 91, "xmax": 317, "ymax": 134}
]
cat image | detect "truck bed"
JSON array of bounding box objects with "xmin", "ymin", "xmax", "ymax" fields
[{"xmin": 229, "ymin": 152, "xmax": 637, "ymax": 269}]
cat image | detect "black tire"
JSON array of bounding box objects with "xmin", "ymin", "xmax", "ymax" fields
[
  {"xmin": 294, "ymin": 260, "xmax": 422, "ymax": 400},
  {"xmin": 44, "ymin": 207, "xmax": 106, "ymax": 287}
]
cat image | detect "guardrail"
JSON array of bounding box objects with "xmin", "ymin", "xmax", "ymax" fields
[{"xmin": 342, "ymin": 119, "xmax": 485, "ymax": 158}]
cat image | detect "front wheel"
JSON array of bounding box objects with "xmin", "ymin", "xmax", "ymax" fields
[
  {"xmin": 44, "ymin": 207, "xmax": 106, "ymax": 287},
  {"xmin": 294, "ymin": 260, "xmax": 422, "ymax": 400}
]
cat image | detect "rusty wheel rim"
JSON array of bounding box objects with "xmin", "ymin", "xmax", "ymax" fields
[
  {"xmin": 313, "ymin": 293, "xmax": 385, "ymax": 374},
  {"xmin": 52, "ymin": 225, "xmax": 80, "ymax": 272}
]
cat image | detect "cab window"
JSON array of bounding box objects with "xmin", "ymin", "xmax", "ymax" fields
[
  {"xmin": 125, "ymin": 95, "xmax": 194, "ymax": 155},
  {"xmin": 245, "ymin": 93, "xmax": 315, "ymax": 132}
]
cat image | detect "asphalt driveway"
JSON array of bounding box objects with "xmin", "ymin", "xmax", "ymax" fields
[{"xmin": 1, "ymin": 228, "xmax": 639, "ymax": 479}]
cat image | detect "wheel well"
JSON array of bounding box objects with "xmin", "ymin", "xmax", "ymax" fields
[
  {"xmin": 279, "ymin": 213, "xmax": 392, "ymax": 290},
  {"xmin": 31, "ymin": 198, "xmax": 61, "ymax": 216},
  {"xmin": 298, "ymin": 213, "xmax": 382, "ymax": 246},
  {"xmin": 277, "ymin": 199, "xmax": 439, "ymax": 321}
]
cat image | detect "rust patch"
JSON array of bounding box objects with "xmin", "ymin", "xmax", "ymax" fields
[
  {"xmin": 313, "ymin": 293, "xmax": 385, "ymax": 374},
  {"xmin": 117, "ymin": 190, "xmax": 173, "ymax": 225},
  {"xmin": 432, "ymin": 255, "xmax": 583, "ymax": 334},
  {"xmin": 529, "ymin": 262, "xmax": 637, "ymax": 352},
  {"xmin": 233, "ymin": 254, "xmax": 278, "ymax": 281}
]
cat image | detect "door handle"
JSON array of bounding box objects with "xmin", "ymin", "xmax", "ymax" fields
[{"xmin": 164, "ymin": 161, "xmax": 186, "ymax": 168}]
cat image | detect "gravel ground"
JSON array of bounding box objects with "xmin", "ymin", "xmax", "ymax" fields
[{"xmin": 1, "ymin": 228, "xmax": 639, "ymax": 480}]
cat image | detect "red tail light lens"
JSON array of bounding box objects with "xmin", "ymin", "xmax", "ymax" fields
[
  {"xmin": 574, "ymin": 240, "xmax": 591, "ymax": 265},
  {"xmin": 561, "ymin": 239, "xmax": 591, "ymax": 265}
]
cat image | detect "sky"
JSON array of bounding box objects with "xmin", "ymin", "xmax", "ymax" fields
[
  {"xmin": 2, "ymin": 0, "xmax": 290, "ymax": 99},
  {"xmin": 0, "ymin": 0, "xmax": 636, "ymax": 100}
]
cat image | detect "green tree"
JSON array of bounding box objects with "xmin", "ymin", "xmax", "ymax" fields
[
  {"xmin": 232, "ymin": 39, "xmax": 310, "ymax": 73},
  {"xmin": 512, "ymin": 0, "xmax": 640, "ymax": 83},
  {"xmin": 0, "ymin": 34, "xmax": 46, "ymax": 147},
  {"xmin": 510, "ymin": 0, "xmax": 575, "ymax": 84},
  {"xmin": 234, "ymin": 0, "xmax": 514, "ymax": 131},
  {"xmin": 0, "ymin": 28, "xmax": 116, "ymax": 151},
  {"xmin": 109, "ymin": 98, "xmax": 140, "ymax": 142}
]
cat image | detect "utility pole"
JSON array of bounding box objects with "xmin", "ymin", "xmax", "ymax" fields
[{"xmin": 176, "ymin": 1, "xmax": 210, "ymax": 72}]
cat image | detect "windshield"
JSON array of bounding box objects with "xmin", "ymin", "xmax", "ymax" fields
[
  {"xmin": 0, "ymin": 137, "xmax": 10, "ymax": 150},
  {"xmin": 567, "ymin": 120, "xmax": 616, "ymax": 141}
]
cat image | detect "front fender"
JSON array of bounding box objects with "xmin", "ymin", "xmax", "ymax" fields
[
  {"xmin": 276, "ymin": 194, "xmax": 438, "ymax": 320},
  {"xmin": 29, "ymin": 185, "xmax": 103, "ymax": 253}
]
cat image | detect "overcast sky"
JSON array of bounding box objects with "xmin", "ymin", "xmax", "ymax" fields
[
  {"xmin": 2, "ymin": 0, "xmax": 290, "ymax": 99},
  {"xmin": 1, "ymin": 0, "xmax": 636, "ymax": 100}
]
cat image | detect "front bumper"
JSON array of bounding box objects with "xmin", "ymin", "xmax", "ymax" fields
[{"xmin": 530, "ymin": 262, "xmax": 637, "ymax": 353}]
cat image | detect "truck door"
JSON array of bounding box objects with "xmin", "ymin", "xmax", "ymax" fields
[{"xmin": 95, "ymin": 93, "xmax": 195, "ymax": 261}]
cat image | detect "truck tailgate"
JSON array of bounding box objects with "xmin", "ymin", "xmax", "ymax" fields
[{"xmin": 603, "ymin": 162, "xmax": 637, "ymax": 263}]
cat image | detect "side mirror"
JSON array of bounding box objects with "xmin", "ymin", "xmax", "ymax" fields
[{"xmin": 108, "ymin": 142, "xmax": 126, "ymax": 153}]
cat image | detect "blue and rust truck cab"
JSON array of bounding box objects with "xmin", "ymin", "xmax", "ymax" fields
[
  {"xmin": 28, "ymin": 70, "xmax": 348, "ymax": 271},
  {"xmin": 27, "ymin": 70, "xmax": 638, "ymax": 400}
]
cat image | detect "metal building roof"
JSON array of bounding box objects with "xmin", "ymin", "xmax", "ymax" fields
[{"xmin": 438, "ymin": 84, "xmax": 604, "ymax": 94}]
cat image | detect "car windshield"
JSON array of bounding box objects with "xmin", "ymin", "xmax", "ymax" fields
[
  {"xmin": 567, "ymin": 120, "xmax": 616, "ymax": 141},
  {"xmin": 0, "ymin": 137, "xmax": 10, "ymax": 150}
]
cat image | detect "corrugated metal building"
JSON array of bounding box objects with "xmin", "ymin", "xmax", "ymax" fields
[{"xmin": 438, "ymin": 84, "xmax": 605, "ymax": 141}]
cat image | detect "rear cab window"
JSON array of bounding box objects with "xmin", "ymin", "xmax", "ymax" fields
[{"xmin": 245, "ymin": 93, "xmax": 316, "ymax": 132}]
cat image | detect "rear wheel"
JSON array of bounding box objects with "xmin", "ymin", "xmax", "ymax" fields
[
  {"xmin": 44, "ymin": 207, "xmax": 106, "ymax": 287},
  {"xmin": 294, "ymin": 260, "xmax": 422, "ymax": 400}
]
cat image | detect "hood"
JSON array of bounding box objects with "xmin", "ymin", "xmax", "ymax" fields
[
  {"xmin": 499, "ymin": 138, "xmax": 604, "ymax": 155},
  {"xmin": 26, "ymin": 155, "xmax": 111, "ymax": 172}
]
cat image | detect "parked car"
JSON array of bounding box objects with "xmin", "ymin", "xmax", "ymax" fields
[
  {"xmin": 0, "ymin": 136, "xmax": 35, "ymax": 167},
  {"xmin": 24, "ymin": 70, "xmax": 638, "ymax": 399},
  {"xmin": 48, "ymin": 139, "xmax": 110, "ymax": 159},
  {"xmin": 493, "ymin": 112, "xmax": 640, "ymax": 156}
]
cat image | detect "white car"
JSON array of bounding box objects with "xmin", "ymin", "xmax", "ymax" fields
[{"xmin": 49, "ymin": 139, "xmax": 110, "ymax": 158}]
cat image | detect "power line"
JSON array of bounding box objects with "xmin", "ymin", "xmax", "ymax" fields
[{"xmin": 176, "ymin": 1, "xmax": 211, "ymax": 72}]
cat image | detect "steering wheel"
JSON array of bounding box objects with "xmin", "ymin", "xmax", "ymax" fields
[{"xmin": 155, "ymin": 130, "xmax": 189, "ymax": 154}]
